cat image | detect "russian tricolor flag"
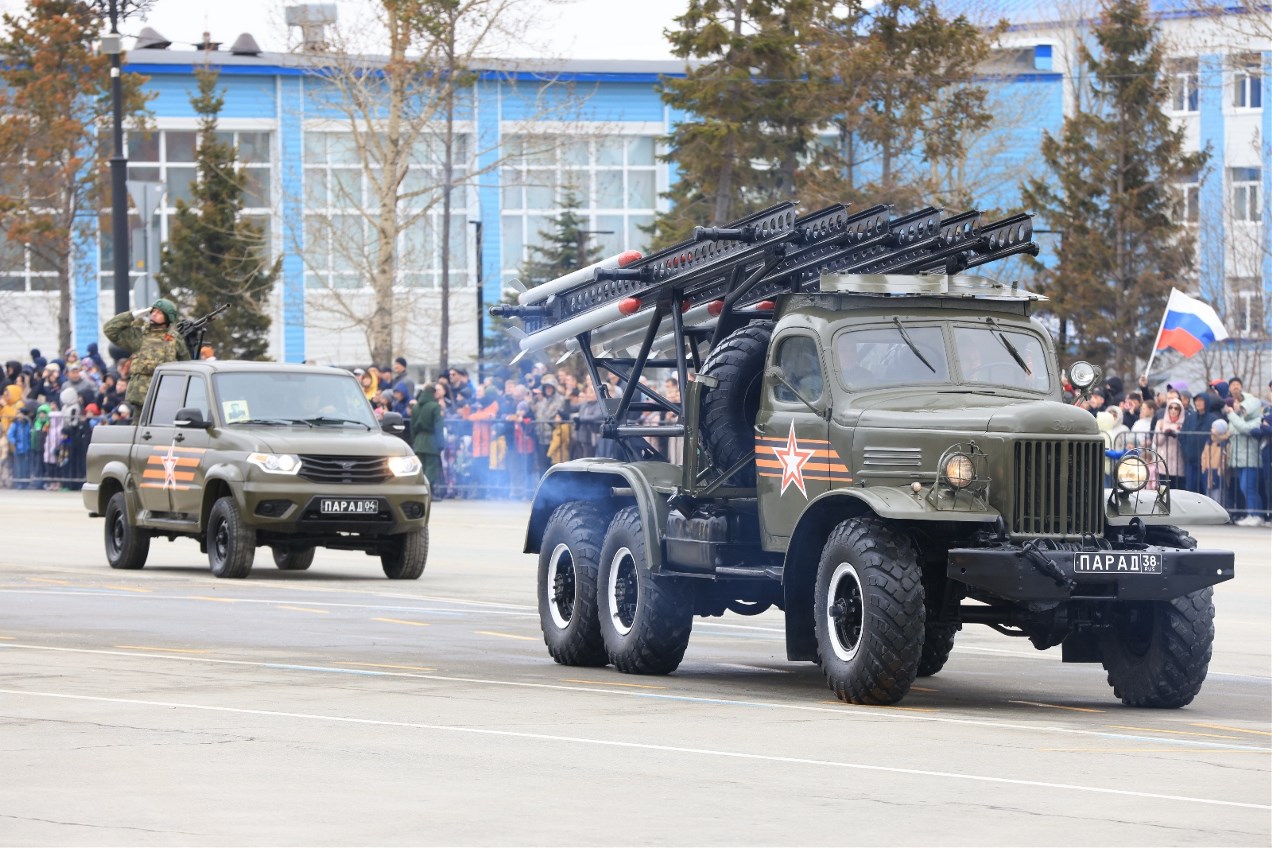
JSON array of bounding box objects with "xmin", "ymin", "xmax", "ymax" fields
[{"xmin": 1155, "ymin": 289, "xmax": 1229, "ymax": 357}]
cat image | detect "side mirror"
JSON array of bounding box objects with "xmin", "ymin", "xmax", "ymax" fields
[
  {"xmin": 174, "ymin": 407, "xmax": 212, "ymax": 429},
  {"xmin": 380, "ymin": 411, "xmax": 406, "ymax": 435}
]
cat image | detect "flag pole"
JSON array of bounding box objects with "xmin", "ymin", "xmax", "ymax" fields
[{"xmin": 1144, "ymin": 289, "xmax": 1175, "ymax": 385}]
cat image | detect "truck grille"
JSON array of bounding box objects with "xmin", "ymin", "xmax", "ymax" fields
[
  {"xmin": 1011, "ymin": 440, "xmax": 1103, "ymax": 537},
  {"xmin": 298, "ymin": 455, "xmax": 391, "ymax": 484}
]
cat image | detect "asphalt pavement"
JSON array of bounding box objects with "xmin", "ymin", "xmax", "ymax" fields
[{"xmin": 0, "ymin": 491, "xmax": 1269, "ymax": 845}]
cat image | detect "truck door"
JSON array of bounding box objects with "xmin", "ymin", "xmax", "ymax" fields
[
  {"xmin": 168, "ymin": 375, "xmax": 212, "ymax": 521},
  {"xmin": 755, "ymin": 333, "xmax": 834, "ymax": 543},
  {"xmin": 134, "ymin": 373, "xmax": 189, "ymax": 515}
]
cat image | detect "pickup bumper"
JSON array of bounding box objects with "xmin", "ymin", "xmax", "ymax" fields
[
  {"xmin": 948, "ymin": 545, "xmax": 1235, "ymax": 602},
  {"xmin": 237, "ymin": 479, "xmax": 430, "ymax": 536}
]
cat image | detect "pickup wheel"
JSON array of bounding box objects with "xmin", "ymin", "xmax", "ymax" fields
[
  {"xmin": 698, "ymin": 322, "xmax": 772, "ymax": 485},
  {"xmin": 1100, "ymin": 588, "xmax": 1214, "ymax": 708},
  {"xmin": 814, "ymin": 517, "xmax": 924, "ymax": 704},
  {"xmin": 598, "ymin": 507, "xmax": 693, "ymax": 674},
  {"xmin": 105, "ymin": 492, "xmax": 150, "ymax": 570},
  {"xmin": 382, "ymin": 527, "xmax": 428, "ymax": 579},
  {"xmin": 538, "ymin": 502, "xmax": 608, "ymax": 666},
  {"xmin": 207, "ymin": 496, "xmax": 256, "ymax": 579},
  {"xmin": 272, "ymin": 546, "xmax": 315, "ymax": 571}
]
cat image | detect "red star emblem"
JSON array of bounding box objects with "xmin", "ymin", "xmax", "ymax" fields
[
  {"xmin": 160, "ymin": 441, "xmax": 180, "ymax": 490},
  {"xmin": 771, "ymin": 421, "xmax": 816, "ymax": 497}
]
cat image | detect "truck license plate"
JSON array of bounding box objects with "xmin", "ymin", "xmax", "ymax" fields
[
  {"xmin": 320, "ymin": 498, "xmax": 380, "ymax": 515},
  {"xmin": 1073, "ymin": 552, "xmax": 1161, "ymax": 574}
]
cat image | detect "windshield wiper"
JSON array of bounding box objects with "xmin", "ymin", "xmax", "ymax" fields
[
  {"xmin": 986, "ymin": 318, "xmax": 1032, "ymax": 375},
  {"xmin": 229, "ymin": 418, "xmax": 314, "ymax": 427},
  {"xmin": 892, "ymin": 317, "xmax": 936, "ymax": 374},
  {"xmin": 304, "ymin": 416, "xmax": 371, "ymax": 430}
]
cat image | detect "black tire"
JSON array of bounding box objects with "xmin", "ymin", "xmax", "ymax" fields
[
  {"xmin": 1145, "ymin": 524, "xmax": 1198, "ymax": 550},
  {"xmin": 272, "ymin": 545, "xmax": 315, "ymax": 571},
  {"xmin": 698, "ymin": 322, "xmax": 773, "ymax": 486},
  {"xmin": 597, "ymin": 507, "xmax": 693, "ymax": 674},
  {"xmin": 104, "ymin": 492, "xmax": 150, "ymax": 570},
  {"xmin": 382, "ymin": 527, "xmax": 428, "ymax": 579},
  {"xmin": 814, "ymin": 517, "xmax": 925, "ymax": 704},
  {"xmin": 538, "ymin": 501, "xmax": 608, "ymax": 666},
  {"xmin": 917, "ymin": 623, "xmax": 957, "ymax": 677},
  {"xmin": 207, "ymin": 496, "xmax": 256, "ymax": 579},
  {"xmin": 1100, "ymin": 588, "xmax": 1214, "ymax": 708}
]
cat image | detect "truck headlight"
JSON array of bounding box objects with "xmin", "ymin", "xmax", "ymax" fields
[
  {"xmin": 1115, "ymin": 456, "xmax": 1149, "ymax": 492},
  {"xmin": 943, "ymin": 453, "xmax": 975, "ymax": 489},
  {"xmin": 387, "ymin": 455, "xmax": 422, "ymax": 477},
  {"xmin": 247, "ymin": 453, "xmax": 301, "ymax": 475}
]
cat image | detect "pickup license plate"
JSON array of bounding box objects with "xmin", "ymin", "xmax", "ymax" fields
[
  {"xmin": 1073, "ymin": 552, "xmax": 1162, "ymax": 574},
  {"xmin": 320, "ymin": 498, "xmax": 380, "ymax": 515}
]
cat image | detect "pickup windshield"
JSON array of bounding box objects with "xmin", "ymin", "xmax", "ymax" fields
[
  {"xmin": 213, "ymin": 371, "xmax": 378, "ymax": 428},
  {"xmin": 951, "ymin": 325, "xmax": 1052, "ymax": 393}
]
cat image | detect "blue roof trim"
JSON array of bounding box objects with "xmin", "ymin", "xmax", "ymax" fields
[
  {"xmin": 126, "ymin": 63, "xmax": 686, "ymax": 84},
  {"xmin": 127, "ymin": 62, "xmax": 304, "ymax": 77}
]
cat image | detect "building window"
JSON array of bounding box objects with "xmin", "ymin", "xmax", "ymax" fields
[
  {"xmin": 0, "ymin": 235, "xmax": 58, "ymax": 293},
  {"xmin": 1232, "ymin": 279, "xmax": 1266, "ymax": 338},
  {"xmin": 301, "ymin": 131, "xmax": 470, "ymax": 290},
  {"xmin": 1168, "ymin": 58, "xmax": 1199, "ymax": 113},
  {"xmin": 1177, "ymin": 173, "xmax": 1200, "ymax": 224},
  {"xmin": 500, "ymin": 133, "xmax": 658, "ymax": 278},
  {"xmin": 1231, "ymin": 167, "xmax": 1262, "ymax": 222},
  {"xmin": 1232, "ymin": 54, "xmax": 1262, "ymax": 110},
  {"xmin": 99, "ymin": 128, "xmax": 274, "ymax": 291}
]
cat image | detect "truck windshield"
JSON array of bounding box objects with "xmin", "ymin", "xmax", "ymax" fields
[
  {"xmin": 835, "ymin": 325, "xmax": 951, "ymax": 388},
  {"xmin": 212, "ymin": 372, "xmax": 378, "ymax": 428},
  {"xmin": 951, "ymin": 325, "xmax": 1052, "ymax": 393}
]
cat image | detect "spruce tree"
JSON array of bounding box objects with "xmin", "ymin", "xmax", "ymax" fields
[
  {"xmin": 157, "ymin": 68, "xmax": 278, "ymax": 360},
  {"xmin": 520, "ymin": 192, "xmax": 603, "ymax": 285},
  {"xmin": 1022, "ymin": 0, "xmax": 1206, "ymax": 373}
]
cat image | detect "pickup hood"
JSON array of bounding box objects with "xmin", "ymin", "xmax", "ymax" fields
[
  {"xmin": 228, "ymin": 427, "xmax": 413, "ymax": 457},
  {"xmin": 852, "ymin": 394, "xmax": 1097, "ymax": 437}
]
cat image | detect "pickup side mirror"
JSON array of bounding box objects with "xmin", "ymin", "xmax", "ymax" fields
[
  {"xmin": 174, "ymin": 407, "xmax": 212, "ymax": 430},
  {"xmin": 381, "ymin": 411, "xmax": 406, "ymax": 435}
]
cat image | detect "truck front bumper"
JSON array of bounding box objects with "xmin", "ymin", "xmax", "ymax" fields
[{"xmin": 948, "ymin": 545, "xmax": 1234, "ymax": 602}]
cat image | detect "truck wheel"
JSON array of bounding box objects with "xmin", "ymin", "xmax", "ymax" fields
[
  {"xmin": 538, "ymin": 502, "xmax": 608, "ymax": 666},
  {"xmin": 104, "ymin": 492, "xmax": 150, "ymax": 570},
  {"xmin": 1100, "ymin": 589, "xmax": 1214, "ymax": 708},
  {"xmin": 207, "ymin": 496, "xmax": 256, "ymax": 579},
  {"xmin": 272, "ymin": 546, "xmax": 315, "ymax": 571},
  {"xmin": 814, "ymin": 517, "xmax": 924, "ymax": 704},
  {"xmin": 917, "ymin": 624, "xmax": 957, "ymax": 677},
  {"xmin": 382, "ymin": 527, "xmax": 428, "ymax": 579},
  {"xmin": 598, "ymin": 507, "xmax": 693, "ymax": 674},
  {"xmin": 698, "ymin": 322, "xmax": 773, "ymax": 486}
]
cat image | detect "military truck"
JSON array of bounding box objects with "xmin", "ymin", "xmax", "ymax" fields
[
  {"xmin": 83, "ymin": 361, "xmax": 431, "ymax": 579},
  {"xmin": 491, "ymin": 201, "xmax": 1235, "ymax": 708}
]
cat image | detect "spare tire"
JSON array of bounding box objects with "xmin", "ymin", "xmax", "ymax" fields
[{"xmin": 698, "ymin": 322, "xmax": 773, "ymax": 486}]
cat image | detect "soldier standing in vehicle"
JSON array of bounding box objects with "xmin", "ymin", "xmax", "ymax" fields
[{"xmin": 103, "ymin": 299, "xmax": 191, "ymax": 407}]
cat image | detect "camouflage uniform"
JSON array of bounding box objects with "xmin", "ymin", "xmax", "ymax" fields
[{"xmin": 103, "ymin": 310, "xmax": 191, "ymax": 407}]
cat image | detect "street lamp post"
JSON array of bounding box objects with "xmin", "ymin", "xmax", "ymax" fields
[
  {"xmin": 102, "ymin": 0, "xmax": 129, "ymax": 316},
  {"xmin": 470, "ymin": 220, "xmax": 483, "ymax": 377}
]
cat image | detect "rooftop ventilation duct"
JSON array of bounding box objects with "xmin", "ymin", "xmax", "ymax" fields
[
  {"xmin": 285, "ymin": 4, "xmax": 337, "ymax": 52},
  {"xmin": 134, "ymin": 27, "xmax": 171, "ymax": 50},
  {"xmin": 198, "ymin": 32, "xmax": 221, "ymax": 51},
  {"xmin": 230, "ymin": 33, "xmax": 262, "ymax": 56}
]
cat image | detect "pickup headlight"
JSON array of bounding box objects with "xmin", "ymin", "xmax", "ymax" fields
[
  {"xmin": 387, "ymin": 455, "xmax": 422, "ymax": 477},
  {"xmin": 943, "ymin": 453, "xmax": 975, "ymax": 489},
  {"xmin": 247, "ymin": 453, "xmax": 301, "ymax": 475},
  {"xmin": 1115, "ymin": 455, "xmax": 1149, "ymax": 492}
]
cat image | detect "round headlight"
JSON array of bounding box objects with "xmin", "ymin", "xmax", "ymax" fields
[
  {"xmin": 1116, "ymin": 456, "xmax": 1149, "ymax": 492},
  {"xmin": 1069, "ymin": 360, "xmax": 1097, "ymax": 390},
  {"xmin": 943, "ymin": 453, "xmax": 975, "ymax": 489}
]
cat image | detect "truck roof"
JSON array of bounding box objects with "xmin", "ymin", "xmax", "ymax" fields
[{"xmin": 158, "ymin": 361, "xmax": 354, "ymax": 377}]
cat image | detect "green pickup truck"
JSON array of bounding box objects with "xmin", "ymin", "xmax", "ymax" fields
[{"xmin": 82, "ymin": 361, "xmax": 431, "ymax": 579}]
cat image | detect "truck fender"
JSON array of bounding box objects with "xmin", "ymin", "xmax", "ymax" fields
[
  {"xmin": 525, "ymin": 459, "xmax": 671, "ymax": 571},
  {"xmin": 199, "ymin": 464, "xmax": 247, "ymax": 530},
  {"xmin": 89, "ymin": 460, "xmax": 137, "ymax": 516},
  {"xmin": 1105, "ymin": 488, "xmax": 1232, "ymax": 526}
]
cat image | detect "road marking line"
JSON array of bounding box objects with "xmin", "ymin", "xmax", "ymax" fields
[
  {"xmin": 1011, "ymin": 700, "xmax": 1105, "ymax": 714},
  {"xmin": 1, "ymin": 687, "xmax": 1265, "ymax": 812},
  {"xmin": 2, "ymin": 642, "xmax": 1264, "ymax": 753},
  {"xmin": 1041, "ymin": 747, "xmax": 1266, "ymax": 754},
  {"xmin": 822, "ymin": 701, "xmax": 939, "ymax": 713},
  {"xmin": 278, "ymin": 605, "xmax": 330, "ymax": 614},
  {"xmin": 113, "ymin": 645, "xmax": 211, "ymax": 654},
  {"xmin": 910, "ymin": 686, "xmax": 937, "ymax": 693},
  {"xmin": 476, "ymin": 630, "xmax": 537, "ymax": 641},
  {"xmin": 186, "ymin": 596, "xmax": 239, "ymax": 603},
  {"xmin": 27, "ymin": 577, "xmax": 71, "ymax": 585},
  {"xmin": 105, "ymin": 585, "xmax": 152, "ymax": 593},
  {"xmin": 1188, "ymin": 723, "xmax": 1272, "ymax": 737},
  {"xmin": 1107, "ymin": 725, "xmax": 1239, "ymax": 741},
  {"xmin": 560, "ymin": 678, "xmax": 666, "ymax": 690},
  {"xmin": 0, "ymin": 636, "xmax": 14, "ymax": 640},
  {"xmin": 336, "ymin": 662, "xmax": 436, "ymax": 672},
  {"xmin": 371, "ymin": 617, "xmax": 431, "ymax": 627}
]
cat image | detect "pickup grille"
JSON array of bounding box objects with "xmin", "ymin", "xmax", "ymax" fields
[
  {"xmin": 298, "ymin": 455, "xmax": 391, "ymax": 484},
  {"xmin": 1012, "ymin": 440, "xmax": 1103, "ymax": 537}
]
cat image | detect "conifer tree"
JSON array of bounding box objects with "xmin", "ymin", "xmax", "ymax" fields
[
  {"xmin": 157, "ymin": 69, "xmax": 278, "ymax": 360},
  {"xmin": 1023, "ymin": 0, "xmax": 1207, "ymax": 374},
  {"xmin": 520, "ymin": 192, "xmax": 603, "ymax": 285}
]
